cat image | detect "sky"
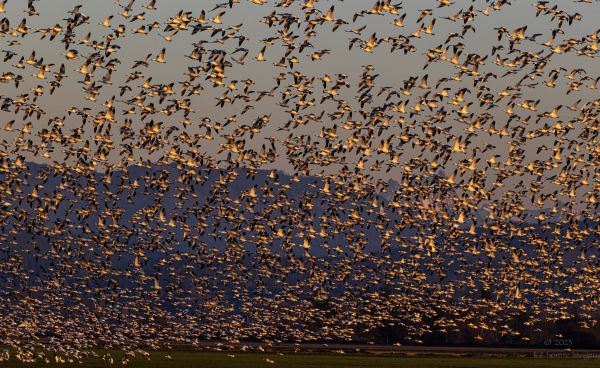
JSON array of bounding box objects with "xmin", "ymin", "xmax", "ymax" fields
[
  {"xmin": 2, "ymin": 0, "xmax": 600, "ymax": 347},
  {"xmin": 1, "ymin": 0, "xmax": 599, "ymax": 205}
]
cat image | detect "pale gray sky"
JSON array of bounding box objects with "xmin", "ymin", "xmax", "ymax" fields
[{"xmin": 1, "ymin": 0, "xmax": 599, "ymax": 204}]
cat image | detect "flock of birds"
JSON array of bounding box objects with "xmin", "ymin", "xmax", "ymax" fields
[{"xmin": 0, "ymin": 0, "xmax": 600, "ymax": 363}]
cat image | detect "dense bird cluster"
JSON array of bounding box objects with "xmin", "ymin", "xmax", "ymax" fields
[{"xmin": 2, "ymin": 0, "xmax": 600, "ymax": 362}]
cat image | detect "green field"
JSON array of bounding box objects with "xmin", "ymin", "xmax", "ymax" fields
[{"xmin": 2, "ymin": 350, "xmax": 600, "ymax": 367}]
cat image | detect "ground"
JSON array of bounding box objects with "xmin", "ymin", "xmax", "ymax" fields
[{"xmin": 2, "ymin": 347, "xmax": 600, "ymax": 367}]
